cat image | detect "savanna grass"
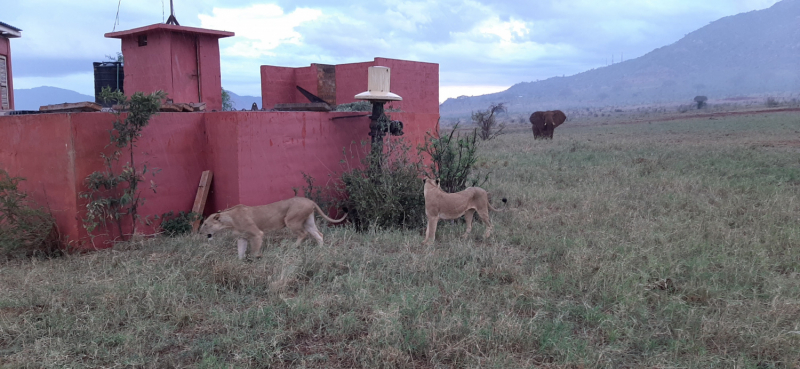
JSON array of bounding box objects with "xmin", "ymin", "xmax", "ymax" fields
[{"xmin": 1, "ymin": 112, "xmax": 799, "ymax": 368}]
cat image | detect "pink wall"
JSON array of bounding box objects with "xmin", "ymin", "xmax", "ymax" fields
[
  {"xmin": 0, "ymin": 109, "xmax": 438, "ymax": 249},
  {"xmin": 0, "ymin": 36, "xmax": 14, "ymax": 110},
  {"xmin": 260, "ymin": 58, "xmax": 439, "ymax": 114},
  {"xmin": 107, "ymin": 24, "xmax": 232, "ymax": 111},
  {"xmin": 335, "ymin": 58, "xmax": 439, "ymax": 115}
]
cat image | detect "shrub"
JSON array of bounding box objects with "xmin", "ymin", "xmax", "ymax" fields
[
  {"xmin": 334, "ymin": 101, "xmax": 372, "ymax": 112},
  {"xmin": 334, "ymin": 101, "xmax": 401, "ymax": 112},
  {"xmin": 159, "ymin": 211, "xmax": 202, "ymax": 237},
  {"xmin": 694, "ymin": 95, "xmax": 708, "ymax": 109},
  {"xmin": 418, "ymin": 122, "xmax": 487, "ymax": 194},
  {"xmin": 81, "ymin": 88, "xmax": 166, "ymax": 241},
  {"xmin": 221, "ymin": 88, "xmax": 235, "ymax": 111},
  {"xmin": 299, "ymin": 139, "xmax": 427, "ymax": 232},
  {"xmin": 766, "ymin": 97, "xmax": 779, "ymax": 108},
  {"xmin": 0, "ymin": 169, "xmax": 60, "ymax": 258},
  {"xmin": 472, "ymin": 103, "xmax": 506, "ymax": 140},
  {"xmin": 338, "ymin": 139, "xmax": 427, "ymax": 231}
]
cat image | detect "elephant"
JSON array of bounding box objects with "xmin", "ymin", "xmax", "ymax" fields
[{"xmin": 529, "ymin": 110, "xmax": 567, "ymax": 139}]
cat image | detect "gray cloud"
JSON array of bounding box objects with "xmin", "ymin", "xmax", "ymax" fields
[{"xmin": 3, "ymin": 0, "xmax": 782, "ymax": 99}]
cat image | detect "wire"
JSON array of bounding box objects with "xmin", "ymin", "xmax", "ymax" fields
[
  {"xmin": 162, "ymin": 0, "xmax": 165, "ymax": 23},
  {"xmin": 113, "ymin": 0, "xmax": 122, "ymax": 32}
]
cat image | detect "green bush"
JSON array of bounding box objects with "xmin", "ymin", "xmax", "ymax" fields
[
  {"xmin": 0, "ymin": 169, "xmax": 60, "ymax": 258},
  {"xmin": 418, "ymin": 122, "xmax": 487, "ymax": 193},
  {"xmin": 159, "ymin": 211, "xmax": 202, "ymax": 237},
  {"xmin": 301, "ymin": 139, "xmax": 427, "ymax": 232}
]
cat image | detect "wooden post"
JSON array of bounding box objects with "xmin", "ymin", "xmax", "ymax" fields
[{"xmin": 191, "ymin": 170, "xmax": 213, "ymax": 232}]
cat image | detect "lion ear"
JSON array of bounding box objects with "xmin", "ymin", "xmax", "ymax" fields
[
  {"xmin": 213, "ymin": 214, "xmax": 220, "ymax": 220},
  {"xmin": 435, "ymin": 179, "xmax": 440, "ymax": 186}
]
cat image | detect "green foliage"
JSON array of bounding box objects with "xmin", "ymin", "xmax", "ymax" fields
[
  {"xmin": 334, "ymin": 101, "xmax": 401, "ymax": 112},
  {"xmin": 418, "ymin": 122, "xmax": 487, "ymax": 193},
  {"xmin": 105, "ymin": 52, "xmax": 124, "ymax": 64},
  {"xmin": 334, "ymin": 101, "xmax": 372, "ymax": 112},
  {"xmin": 221, "ymin": 88, "xmax": 235, "ymax": 111},
  {"xmin": 339, "ymin": 140, "xmax": 427, "ymax": 231},
  {"xmin": 80, "ymin": 87, "xmax": 166, "ymax": 241},
  {"xmin": 694, "ymin": 95, "xmax": 708, "ymax": 109},
  {"xmin": 765, "ymin": 97, "xmax": 779, "ymax": 107},
  {"xmin": 0, "ymin": 169, "xmax": 59, "ymax": 258},
  {"xmin": 300, "ymin": 139, "xmax": 427, "ymax": 232},
  {"xmin": 4, "ymin": 113, "xmax": 800, "ymax": 366},
  {"xmin": 159, "ymin": 211, "xmax": 202, "ymax": 237},
  {"xmin": 472, "ymin": 102, "xmax": 506, "ymax": 140}
]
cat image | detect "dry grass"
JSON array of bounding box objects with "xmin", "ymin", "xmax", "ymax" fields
[{"xmin": 1, "ymin": 112, "xmax": 800, "ymax": 368}]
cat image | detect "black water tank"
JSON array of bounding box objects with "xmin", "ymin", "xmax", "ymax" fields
[{"xmin": 93, "ymin": 62, "xmax": 124, "ymax": 107}]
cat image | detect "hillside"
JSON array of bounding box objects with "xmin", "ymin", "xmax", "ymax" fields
[
  {"xmin": 440, "ymin": 0, "xmax": 800, "ymax": 118},
  {"xmin": 13, "ymin": 86, "xmax": 262, "ymax": 112},
  {"xmin": 227, "ymin": 91, "xmax": 262, "ymax": 111},
  {"xmin": 14, "ymin": 86, "xmax": 95, "ymax": 111}
]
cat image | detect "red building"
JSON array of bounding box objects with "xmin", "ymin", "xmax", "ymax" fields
[
  {"xmin": 0, "ymin": 23, "xmax": 439, "ymax": 249},
  {"xmin": 105, "ymin": 24, "xmax": 234, "ymax": 111},
  {"xmin": 0, "ymin": 21, "xmax": 22, "ymax": 111}
]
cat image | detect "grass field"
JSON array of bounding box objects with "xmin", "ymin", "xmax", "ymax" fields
[{"xmin": 2, "ymin": 112, "xmax": 799, "ymax": 368}]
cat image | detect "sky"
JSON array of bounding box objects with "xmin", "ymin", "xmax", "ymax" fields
[{"xmin": 5, "ymin": 0, "xmax": 781, "ymax": 103}]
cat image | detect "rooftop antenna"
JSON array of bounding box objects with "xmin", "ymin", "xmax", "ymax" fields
[{"xmin": 166, "ymin": 0, "xmax": 180, "ymax": 25}]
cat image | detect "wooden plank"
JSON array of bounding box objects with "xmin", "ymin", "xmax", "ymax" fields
[
  {"xmin": 176, "ymin": 103, "xmax": 194, "ymax": 112},
  {"xmin": 188, "ymin": 102, "xmax": 206, "ymax": 112},
  {"xmin": 159, "ymin": 103, "xmax": 183, "ymax": 112},
  {"xmin": 39, "ymin": 101, "xmax": 102, "ymax": 113},
  {"xmin": 191, "ymin": 170, "xmax": 213, "ymax": 232}
]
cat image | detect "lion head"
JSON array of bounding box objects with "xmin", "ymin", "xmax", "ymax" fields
[{"xmin": 198, "ymin": 212, "xmax": 233, "ymax": 239}]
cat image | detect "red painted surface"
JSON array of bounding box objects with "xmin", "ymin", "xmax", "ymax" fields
[
  {"xmin": 0, "ymin": 109, "xmax": 437, "ymax": 249},
  {"xmin": 260, "ymin": 58, "xmax": 439, "ymax": 113},
  {"xmin": 0, "ymin": 36, "xmax": 14, "ymax": 110},
  {"xmin": 105, "ymin": 24, "xmax": 233, "ymax": 111},
  {"xmin": 3, "ymin": 26, "xmax": 439, "ymax": 249},
  {"xmin": 335, "ymin": 58, "xmax": 439, "ymax": 115}
]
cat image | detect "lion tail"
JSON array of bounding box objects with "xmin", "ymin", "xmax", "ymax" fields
[
  {"xmin": 314, "ymin": 203, "xmax": 347, "ymax": 223},
  {"xmin": 488, "ymin": 197, "xmax": 508, "ymax": 212}
]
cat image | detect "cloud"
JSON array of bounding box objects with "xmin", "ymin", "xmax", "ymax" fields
[
  {"xmin": 3, "ymin": 0, "xmax": 783, "ymax": 98},
  {"xmin": 199, "ymin": 4, "xmax": 322, "ymax": 58}
]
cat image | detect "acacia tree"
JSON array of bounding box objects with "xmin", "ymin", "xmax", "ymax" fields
[
  {"xmin": 81, "ymin": 87, "xmax": 166, "ymax": 241},
  {"xmin": 694, "ymin": 96, "xmax": 708, "ymax": 109},
  {"xmin": 472, "ymin": 102, "xmax": 507, "ymax": 140}
]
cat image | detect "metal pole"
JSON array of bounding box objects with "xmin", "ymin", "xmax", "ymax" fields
[{"xmin": 368, "ymin": 101, "xmax": 386, "ymax": 173}]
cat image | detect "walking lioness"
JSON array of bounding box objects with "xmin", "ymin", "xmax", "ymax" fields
[
  {"xmin": 422, "ymin": 178, "xmax": 506, "ymax": 245},
  {"xmin": 199, "ymin": 197, "xmax": 346, "ymax": 259}
]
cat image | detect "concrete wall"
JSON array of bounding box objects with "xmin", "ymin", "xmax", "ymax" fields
[
  {"xmin": 260, "ymin": 58, "xmax": 439, "ymax": 113},
  {"xmin": 118, "ymin": 31, "xmax": 224, "ymax": 111},
  {"xmin": 0, "ymin": 36, "xmax": 14, "ymax": 110},
  {"xmin": 0, "ymin": 109, "xmax": 438, "ymax": 249}
]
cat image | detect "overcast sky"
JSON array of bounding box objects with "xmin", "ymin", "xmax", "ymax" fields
[{"xmin": 5, "ymin": 0, "xmax": 780, "ymax": 102}]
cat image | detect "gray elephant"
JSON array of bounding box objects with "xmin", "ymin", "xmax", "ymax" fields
[{"xmin": 529, "ymin": 110, "xmax": 567, "ymax": 139}]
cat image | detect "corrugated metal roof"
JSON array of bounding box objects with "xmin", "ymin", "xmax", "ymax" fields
[{"xmin": 0, "ymin": 21, "xmax": 22, "ymax": 38}]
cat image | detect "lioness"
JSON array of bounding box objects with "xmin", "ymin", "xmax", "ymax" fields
[
  {"xmin": 199, "ymin": 197, "xmax": 346, "ymax": 259},
  {"xmin": 422, "ymin": 178, "xmax": 506, "ymax": 245}
]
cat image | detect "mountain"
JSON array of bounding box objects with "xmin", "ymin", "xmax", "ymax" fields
[
  {"xmin": 14, "ymin": 86, "xmax": 263, "ymax": 112},
  {"xmin": 226, "ymin": 91, "xmax": 262, "ymax": 111},
  {"xmin": 440, "ymin": 0, "xmax": 800, "ymax": 118},
  {"xmin": 14, "ymin": 86, "xmax": 95, "ymax": 111}
]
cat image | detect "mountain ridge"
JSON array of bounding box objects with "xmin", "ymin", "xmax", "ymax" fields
[
  {"xmin": 440, "ymin": 0, "xmax": 800, "ymax": 118},
  {"xmin": 13, "ymin": 86, "xmax": 262, "ymax": 112}
]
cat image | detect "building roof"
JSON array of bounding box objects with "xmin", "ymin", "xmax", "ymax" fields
[
  {"xmin": 105, "ymin": 23, "xmax": 234, "ymax": 39},
  {"xmin": 0, "ymin": 21, "xmax": 22, "ymax": 38}
]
